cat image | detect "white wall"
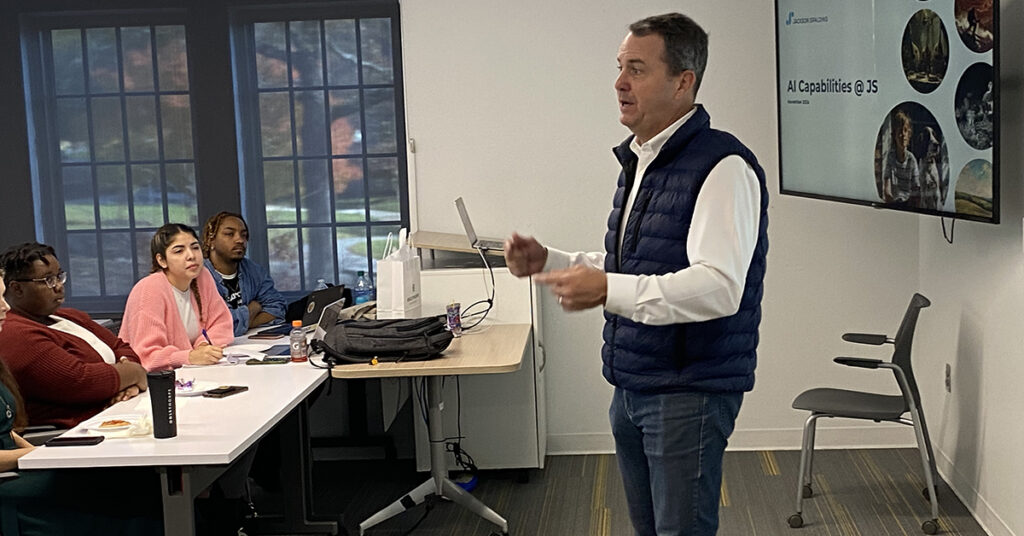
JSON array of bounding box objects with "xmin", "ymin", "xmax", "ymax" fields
[{"xmin": 913, "ymin": 2, "xmax": 1023, "ymax": 534}]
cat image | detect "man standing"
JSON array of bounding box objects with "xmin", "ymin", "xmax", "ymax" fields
[
  {"xmin": 202, "ymin": 211, "xmax": 287, "ymax": 336},
  {"xmin": 504, "ymin": 13, "xmax": 768, "ymax": 536}
]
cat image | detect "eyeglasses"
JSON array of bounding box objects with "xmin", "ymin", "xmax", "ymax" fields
[{"xmin": 13, "ymin": 270, "xmax": 67, "ymax": 289}]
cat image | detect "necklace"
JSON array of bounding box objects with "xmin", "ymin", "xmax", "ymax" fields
[{"xmin": 3, "ymin": 399, "xmax": 11, "ymax": 420}]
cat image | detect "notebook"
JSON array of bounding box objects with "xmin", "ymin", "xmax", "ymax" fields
[
  {"xmin": 455, "ymin": 197, "xmax": 505, "ymax": 251},
  {"xmin": 257, "ymin": 285, "xmax": 348, "ymax": 335}
]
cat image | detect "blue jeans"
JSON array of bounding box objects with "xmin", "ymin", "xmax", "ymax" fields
[{"xmin": 610, "ymin": 387, "xmax": 743, "ymax": 536}]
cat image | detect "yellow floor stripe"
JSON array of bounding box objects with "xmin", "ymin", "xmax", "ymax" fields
[
  {"xmin": 759, "ymin": 450, "xmax": 780, "ymax": 476},
  {"xmin": 720, "ymin": 475, "xmax": 730, "ymax": 507}
]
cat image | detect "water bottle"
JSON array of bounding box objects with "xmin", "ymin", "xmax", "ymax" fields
[
  {"xmin": 289, "ymin": 320, "xmax": 308, "ymax": 362},
  {"xmin": 314, "ymin": 278, "xmax": 328, "ymax": 291},
  {"xmin": 353, "ymin": 271, "xmax": 374, "ymax": 304},
  {"xmin": 147, "ymin": 371, "xmax": 177, "ymax": 439}
]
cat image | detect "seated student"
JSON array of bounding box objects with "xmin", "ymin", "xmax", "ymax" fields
[
  {"xmin": 0, "ymin": 243, "xmax": 148, "ymax": 428},
  {"xmin": 0, "ymin": 273, "xmax": 163, "ymax": 536},
  {"xmin": 120, "ymin": 223, "xmax": 234, "ymax": 371},
  {"xmin": 201, "ymin": 211, "xmax": 286, "ymax": 336}
]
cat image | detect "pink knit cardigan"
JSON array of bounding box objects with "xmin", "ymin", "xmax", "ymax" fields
[{"xmin": 120, "ymin": 269, "xmax": 234, "ymax": 371}]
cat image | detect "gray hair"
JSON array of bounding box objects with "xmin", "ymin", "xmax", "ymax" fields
[{"xmin": 629, "ymin": 13, "xmax": 708, "ymax": 95}]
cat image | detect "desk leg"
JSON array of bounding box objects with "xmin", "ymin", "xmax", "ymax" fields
[
  {"xmin": 159, "ymin": 466, "xmax": 223, "ymax": 536},
  {"xmin": 247, "ymin": 401, "xmax": 338, "ymax": 535},
  {"xmin": 358, "ymin": 376, "xmax": 508, "ymax": 535}
]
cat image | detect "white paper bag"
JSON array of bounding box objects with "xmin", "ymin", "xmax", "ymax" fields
[{"xmin": 377, "ymin": 229, "xmax": 422, "ymax": 319}]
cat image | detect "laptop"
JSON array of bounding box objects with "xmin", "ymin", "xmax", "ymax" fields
[
  {"xmin": 455, "ymin": 197, "xmax": 505, "ymax": 251},
  {"xmin": 257, "ymin": 285, "xmax": 348, "ymax": 335}
]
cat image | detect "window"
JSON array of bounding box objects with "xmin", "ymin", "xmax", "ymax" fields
[
  {"xmin": 18, "ymin": 2, "xmax": 408, "ymax": 311},
  {"xmin": 22, "ymin": 15, "xmax": 196, "ymax": 310},
  {"xmin": 232, "ymin": 4, "xmax": 408, "ymax": 292}
]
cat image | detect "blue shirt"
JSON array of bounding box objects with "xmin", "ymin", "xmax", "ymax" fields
[{"xmin": 204, "ymin": 258, "xmax": 287, "ymax": 336}]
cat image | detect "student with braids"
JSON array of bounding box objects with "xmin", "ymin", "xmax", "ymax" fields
[
  {"xmin": 121, "ymin": 223, "xmax": 234, "ymax": 371},
  {"xmin": 201, "ymin": 211, "xmax": 286, "ymax": 336}
]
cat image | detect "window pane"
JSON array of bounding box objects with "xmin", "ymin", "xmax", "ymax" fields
[
  {"xmin": 298, "ymin": 159, "xmax": 330, "ymax": 224},
  {"xmin": 295, "ymin": 90, "xmax": 327, "ymax": 155},
  {"xmin": 264, "ymin": 160, "xmax": 296, "ymax": 225},
  {"xmin": 126, "ymin": 95, "xmax": 159, "ymax": 160},
  {"xmin": 255, "ymin": 22, "xmax": 288, "ymax": 89},
  {"xmin": 57, "ymin": 98, "xmax": 90, "ymax": 162},
  {"xmin": 166, "ymin": 162, "xmax": 198, "ymax": 226},
  {"xmin": 359, "ymin": 19, "xmax": 393, "ymax": 85},
  {"xmin": 135, "ymin": 231, "xmax": 153, "ymax": 277},
  {"xmin": 268, "ymin": 228, "xmax": 300, "ymax": 291},
  {"xmin": 52, "ymin": 29, "xmax": 85, "ymax": 96},
  {"xmin": 121, "ymin": 26, "xmax": 154, "ymax": 91},
  {"xmin": 96, "ymin": 165, "xmax": 129, "ymax": 227},
  {"xmin": 86, "ymin": 28, "xmax": 119, "ymax": 93},
  {"xmin": 156, "ymin": 26, "xmax": 189, "ymax": 91},
  {"xmin": 91, "ymin": 96, "xmax": 125, "ymax": 161},
  {"xmin": 67, "ymin": 233, "xmax": 100, "ymax": 297},
  {"xmin": 302, "ymin": 227, "xmax": 334, "ymax": 289},
  {"xmin": 370, "ymin": 224, "xmax": 400, "ymax": 273},
  {"xmin": 367, "ymin": 157, "xmax": 400, "ymax": 222},
  {"xmin": 132, "ymin": 164, "xmax": 162, "ymax": 227},
  {"xmin": 161, "ymin": 95, "xmax": 194, "ymax": 159},
  {"xmin": 102, "ymin": 232, "xmax": 135, "ymax": 295},
  {"xmin": 290, "ymin": 20, "xmax": 323, "ymax": 87},
  {"xmin": 260, "ymin": 92, "xmax": 293, "ymax": 157},
  {"xmin": 62, "ymin": 166, "xmax": 95, "ymax": 230},
  {"xmin": 329, "ymin": 89, "xmax": 362, "ymax": 155},
  {"xmin": 363, "ymin": 88, "xmax": 396, "ymax": 153},
  {"xmin": 336, "ymin": 226, "xmax": 367, "ymax": 286},
  {"xmin": 325, "ymin": 19, "xmax": 357, "ymax": 86},
  {"xmin": 333, "ymin": 158, "xmax": 364, "ymax": 222}
]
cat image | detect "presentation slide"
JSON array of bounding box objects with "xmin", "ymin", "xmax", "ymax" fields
[{"xmin": 776, "ymin": 0, "xmax": 997, "ymax": 222}]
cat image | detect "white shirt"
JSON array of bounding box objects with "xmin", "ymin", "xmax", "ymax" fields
[
  {"xmin": 47, "ymin": 315, "xmax": 117, "ymax": 364},
  {"xmin": 544, "ymin": 107, "xmax": 762, "ymax": 326},
  {"xmin": 172, "ymin": 285, "xmax": 200, "ymax": 343}
]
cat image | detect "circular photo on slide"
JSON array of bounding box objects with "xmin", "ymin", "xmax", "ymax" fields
[
  {"xmin": 954, "ymin": 62, "xmax": 994, "ymax": 150},
  {"xmin": 873, "ymin": 102, "xmax": 949, "ymax": 210},
  {"xmin": 954, "ymin": 0, "xmax": 995, "ymax": 53},
  {"xmin": 954, "ymin": 159, "xmax": 993, "ymax": 219},
  {"xmin": 901, "ymin": 9, "xmax": 950, "ymax": 94}
]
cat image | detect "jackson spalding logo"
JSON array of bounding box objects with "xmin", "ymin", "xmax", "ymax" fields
[{"xmin": 785, "ymin": 11, "xmax": 829, "ymax": 26}]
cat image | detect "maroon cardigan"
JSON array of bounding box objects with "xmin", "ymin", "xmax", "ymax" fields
[{"xmin": 0, "ymin": 308, "xmax": 140, "ymax": 428}]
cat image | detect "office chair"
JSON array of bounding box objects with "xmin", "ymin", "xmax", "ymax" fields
[{"xmin": 787, "ymin": 293, "xmax": 939, "ymax": 534}]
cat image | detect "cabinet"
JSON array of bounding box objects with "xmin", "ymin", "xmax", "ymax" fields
[{"xmin": 411, "ymin": 267, "xmax": 547, "ymax": 470}]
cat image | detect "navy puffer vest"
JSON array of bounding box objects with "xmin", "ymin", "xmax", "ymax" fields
[{"xmin": 602, "ymin": 106, "xmax": 769, "ymax": 393}]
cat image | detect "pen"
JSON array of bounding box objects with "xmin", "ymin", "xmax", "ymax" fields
[{"xmin": 201, "ymin": 328, "xmax": 213, "ymax": 346}]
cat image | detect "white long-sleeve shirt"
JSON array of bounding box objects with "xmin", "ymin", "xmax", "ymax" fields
[{"xmin": 544, "ymin": 109, "xmax": 761, "ymax": 326}]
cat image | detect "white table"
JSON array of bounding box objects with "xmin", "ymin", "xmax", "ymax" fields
[{"xmin": 18, "ymin": 362, "xmax": 336, "ymax": 536}]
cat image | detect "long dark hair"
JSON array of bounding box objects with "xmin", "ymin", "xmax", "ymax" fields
[
  {"xmin": 0, "ymin": 268, "xmax": 28, "ymax": 431},
  {"xmin": 150, "ymin": 223, "xmax": 205, "ymax": 325}
]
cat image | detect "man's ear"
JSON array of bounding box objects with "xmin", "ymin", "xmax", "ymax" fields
[{"xmin": 676, "ymin": 70, "xmax": 697, "ymax": 99}]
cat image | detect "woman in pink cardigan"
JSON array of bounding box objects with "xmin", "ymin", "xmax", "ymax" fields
[{"xmin": 121, "ymin": 223, "xmax": 234, "ymax": 371}]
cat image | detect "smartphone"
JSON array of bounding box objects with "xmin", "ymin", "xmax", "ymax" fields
[
  {"xmin": 265, "ymin": 344, "xmax": 291, "ymax": 356},
  {"xmin": 245, "ymin": 357, "xmax": 290, "ymax": 365},
  {"xmin": 45, "ymin": 435, "xmax": 105, "ymax": 447},
  {"xmin": 203, "ymin": 385, "xmax": 249, "ymax": 398}
]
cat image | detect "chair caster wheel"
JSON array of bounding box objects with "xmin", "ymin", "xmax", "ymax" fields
[
  {"xmin": 922, "ymin": 519, "xmax": 938, "ymax": 534},
  {"xmin": 788, "ymin": 514, "xmax": 804, "ymax": 528},
  {"xmin": 802, "ymin": 484, "xmax": 813, "ymax": 498},
  {"xmin": 922, "ymin": 486, "xmax": 935, "ymax": 502}
]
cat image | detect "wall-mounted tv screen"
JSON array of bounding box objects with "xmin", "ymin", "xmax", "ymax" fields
[{"xmin": 776, "ymin": 0, "xmax": 998, "ymax": 223}]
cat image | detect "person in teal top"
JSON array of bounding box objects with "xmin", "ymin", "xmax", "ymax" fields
[{"xmin": 0, "ymin": 273, "xmax": 164, "ymax": 536}]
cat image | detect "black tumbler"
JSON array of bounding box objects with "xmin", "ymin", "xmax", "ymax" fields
[{"xmin": 147, "ymin": 371, "xmax": 177, "ymax": 439}]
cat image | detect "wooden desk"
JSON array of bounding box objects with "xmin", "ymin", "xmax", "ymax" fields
[
  {"xmin": 409, "ymin": 230, "xmax": 504, "ymax": 256},
  {"xmin": 18, "ymin": 363, "xmax": 335, "ymax": 536},
  {"xmin": 327, "ymin": 323, "xmax": 530, "ymax": 536}
]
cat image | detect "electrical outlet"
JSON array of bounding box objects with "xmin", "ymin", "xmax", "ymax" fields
[{"xmin": 945, "ymin": 364, "xmax": 952, "ymax": 393}]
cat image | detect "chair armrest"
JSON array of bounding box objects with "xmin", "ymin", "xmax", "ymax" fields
[
  {"xmin": 834, "ymin": 357, "xmax": 884, "ymax": 369},
  {"xmin": 23, "ymin": 428, "xmax": 68, "ymax": 446},
  {"xmin": 841, "ymin": 333, "xmax": 890, "ymax": 345},
  {"xmin": 0, "ymin": 471, "xmax": 19, "ymax": 483}
]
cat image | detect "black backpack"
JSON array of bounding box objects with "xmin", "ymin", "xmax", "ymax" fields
[{"xmin": 311, "ymin": 315, "xmax": 453, "ymax": 364}]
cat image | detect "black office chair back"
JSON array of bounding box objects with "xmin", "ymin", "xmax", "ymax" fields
[{"xmin": 891, "ymin": 293, "xmax": 931, "ymax": 412}]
